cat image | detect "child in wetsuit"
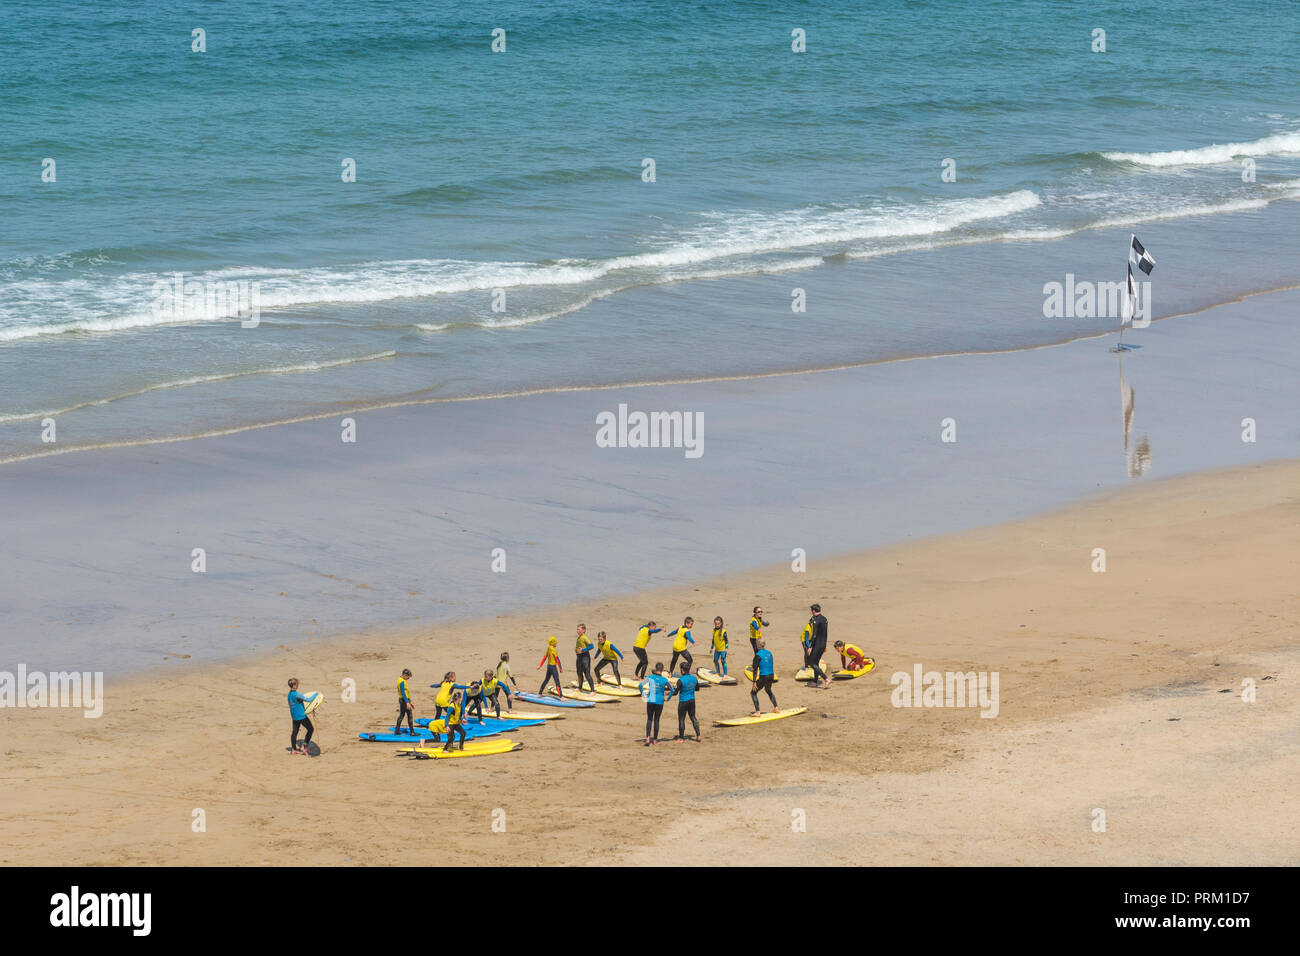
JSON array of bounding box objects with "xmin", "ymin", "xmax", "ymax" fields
[
  {"xmin": 711, "ymin": 617, "xmax": 728, "ymax": 675},
  {"xmin": 287, "ymin": 678, "xmax": 314, "ymax": 754},
  {"xmin": 749, "ymin": 640, "xmax": 779, "ymax": 715},
  {"xmin": 537, "ymin": 636, "xmax": 564, "ymax": 697},
  {"xmin": 674, "ymin": 662, "xmax": 701, "ymax": 742},
  {"xmin": 594, "ymin": 632, "xmax": 624, "ymax": 687},
  {"xmin": 396, "ymin": 669, "xmax": 415, "ymax": 734}
]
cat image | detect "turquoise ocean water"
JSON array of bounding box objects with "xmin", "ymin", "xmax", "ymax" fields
[{"xmin": 2, "ymin": 0, "xmax": 1298, "ymax": 459}]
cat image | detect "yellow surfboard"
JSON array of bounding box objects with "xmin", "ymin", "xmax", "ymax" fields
[
  {"xmin": 697, "ymin": 668, "xmax": 737, "ymax": 685},
  {"xmin": 714, "ymin": 707, "xmax": 807, "ymax": 727},
  {"xmin": 494, "ymin": 711, "xmax": 563, "ymax": 720},
  {"xmin": 564, "ymin": 685, "xmax": 620, "ymax": 702},
  {"xmin": 744, "ymin": 667, "xmax": 779, "ymax": 683},
  {"xmin": 592, "ymin": 683, "xmax": 639, "ymax": 697},
  {"xmin": 302, "ymin": 691, "xmax": 324, "ymax": 715},
  {"xmin": 601, "ymin": 674, "xmax": 642, "ymax": 689},
  {"xmin": 398, "ymin": 739, "xmax": 522, "ymax": 758},
  {"xmin": 833, "ymin": 659, "xmax": 875, "ymax": 680}
]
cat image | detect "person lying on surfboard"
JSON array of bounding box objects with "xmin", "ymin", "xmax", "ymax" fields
[
  {"xmin": 711, "ymin": 617, "xmax": 728, "ymax": 676},
  {"xmin": 396, "ymin": 669, "xmax": 416, "ymax": 735},
  {"xmin": 834, "ymin": 640, "xmax": 871, "ymax": 672},
  {"xmin": 594, "ymin": 632, "xmax": 624, "ymax": 687},
  {"xmin": 537, "ymin": 636, "xmax": 565, "ymax": 698},
  {"xmin": 749, "ymin": 640, "xmax": 779, "ymax": 716}
]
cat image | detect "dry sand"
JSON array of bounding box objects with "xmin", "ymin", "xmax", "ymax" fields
[{"xmin": 1, "ymin": 460, "xmax": 1296, "ymax": 866}]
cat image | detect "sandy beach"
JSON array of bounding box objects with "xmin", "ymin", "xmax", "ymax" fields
[{"xmin": 1, "ymin": 457, "xmax": 1295, "ymax": 866}]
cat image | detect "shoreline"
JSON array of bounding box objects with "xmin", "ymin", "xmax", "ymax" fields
[
  {"xmin": 2, "ymin": 459, "xmax": 1295, "ymax": 865},
  {"xmin": 4, "ymin": 279, "xmax": 1297, "ymax": 468},
  {"xmin": 4, "ymin": 287, "xmax": 1297, "ymax": 675}
]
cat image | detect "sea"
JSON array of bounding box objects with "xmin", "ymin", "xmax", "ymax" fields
[{"xmin": 2, "ymin": 0, "xmax": 1298, "ymax": 462}]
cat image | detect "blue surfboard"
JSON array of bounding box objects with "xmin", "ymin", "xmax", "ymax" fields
[{"xmin": 513, "ymin": 691, "xmax": 595, "ymax": 709}]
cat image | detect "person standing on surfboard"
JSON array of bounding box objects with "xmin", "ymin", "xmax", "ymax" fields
[
  {"xmin": 433, "ymin": 672, "xmax": 466, "ymax": 721},
  {"xmin": 594, "ymin": 632, "xmax": 624, "ymax": 687},
  {"xmin": 808, "ymin": 604, "xmax": 831, "ymax": 689},
  {"xmin": 711, "ymin": 617, "xmax": 729, "ymax": 676},
  {"xmin": 442, "ymin": 689, "xmax": 468, "ymax": 752},
  {"xmin": 834, "ymin": 640, "xmax": 869, "ymax": 672},
  {"xmin": 574, "ymin": 623, "xmax": 597, "ymax": 693},
  {"xmin": 481, "ymin": 669, "xmax": 505, "ymax": 718},
  {"xmin": 632, "ymin": 621, "xmax": 661, "ymax": 679},
  {"xmin": 463, "ymin": 679, "xmax": 488, "ymax": 722},
  {"xmin": 673, "ymin": 662, "xmax": 702, "ymax": 742},
  {"xmin": 749, "ymin": 607, "xmax": 770, "ymax": 654},
  {"xmin": 639, "ymin": 662, "xmax": 674, "ymax": 746},
  {"xmin": 749, "ymin": 641, "xmax": 779, "ymax": 715},
  {"xmin": 667, "ymin": 617, "xmax": 696, "ymax": 674},
  {"xmin": 287, "ymin": 678, "xmax": 314, "ymax": 754},
  {"xmin": 494, "ymin": 652, "xmax": 518, "ymax": 712},
  {"xmin": 537, "ymin": 636, "xmax": 565, "ymax": 697},
  {"xmin": 396, "ymin": 669, "xmax": 416, "ymax": 735}
]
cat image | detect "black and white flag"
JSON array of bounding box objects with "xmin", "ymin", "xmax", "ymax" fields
[{"xmin": 1129, "ymin": 235, "xmax": 1155, "ymax": 275}]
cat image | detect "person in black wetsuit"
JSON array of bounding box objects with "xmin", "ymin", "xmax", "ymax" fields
[{"xmin": 808, "ymin": 603, "xmax": 830, "ymax": 688}]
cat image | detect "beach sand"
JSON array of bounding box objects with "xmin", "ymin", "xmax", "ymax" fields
[{"xmin": 2, "ymin": 459, "xmax": 1295, "ymax": 866}]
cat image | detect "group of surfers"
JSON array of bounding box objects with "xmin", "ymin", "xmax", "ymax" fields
[{"xmin": 285, "ymin": 603, "xmax": 871, "ymax": 753}]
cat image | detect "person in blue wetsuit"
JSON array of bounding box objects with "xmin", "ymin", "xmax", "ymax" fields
[
  {"xmin": 639, "ymin": 662, "xmax": 674, "ymax": 747},
  {"xmin": 749, "ymin": 640, "xmax": 779, "ymax": 716},
  {"xmin": 673, "ymin": 662, "xmax": 701, "ymax": 741},
  {"xmin": 287, "ymin": 678, "xmax": 313, "ymax": 754}
]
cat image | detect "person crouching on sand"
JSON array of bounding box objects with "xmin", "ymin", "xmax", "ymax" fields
[
  {"xmin": 674, "ymin": 662, "xmax": 701, "ymax": 742},
  {"xmin": 443, "ymin": 689, "xmax": 468, "ymax": 752},
  {"xmin": 834, "ymin": 640, "xmax": 871, "ymax": 673},
  {"xmin": 495, "ymin": 652, "xmax": 518, "ymax": 711},
  {"xmin": 711, "ymin": 617, "xmax": 728, "ymax": 675},
  {"xmin": 594, "ymin": 632, "xmax": 624, "ymax": 687},
  {"xmin": 574, "ymin": 623, "xmax": 597, "ymax": 693},
  {"xmin": 396, "ymin": 669, "xmax": 416, "ymax": 735},
  {"xmin": 538, "ymin": 636, "xmax": 564, "ymax": 697},
  {"xmin": 749, "ymin": 640, "xmax": 779, "ymax": 716},
  {"xmin": 639, "ymin": 662, "xmax": 674, "ymax": 747},
  {"xmin": 287, "ymin": 678, "xmax": 314, "ymax": 754}
]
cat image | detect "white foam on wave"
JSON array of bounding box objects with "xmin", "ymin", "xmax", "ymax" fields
[{"xmin": 1103, "ymin": 131, "xmax": 1300, "ymax": 167}]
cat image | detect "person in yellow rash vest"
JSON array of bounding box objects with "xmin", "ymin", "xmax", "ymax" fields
[
  {"xmin": 632, "ymin": 621, "xmax": 661, "ymax": 680},
  {"xmin": 800, "ymin": 617, "xmax": 815, "ymax": 667},
  {"xmin": 432, "ymin": 671, "xmax": 466, "ymax": 721},
  {"xmin": 537, "ymin": 636, "xmax": 564, "ymax": 697},
  {"xmin": 667, "ymin": 616, "xmax": 696, "ymax": 674},
  {"xmin": 748, "ymin": 607, "xmax": 770, "ymax": 654},
  {"xmin": 594, "ymin": 632, "xmax": 625, "ymax": 687},
  {"xmin": 834, "ymin": 640, "xmax": 871, "ymax": 672},
  {"xmin": 711, "ymin": 617, "xmax": 729, "ymax": 676},
  {"xmin": 442, "ymin": 690, "xmax": 467, "ymax": 752},
  {"xmin": 480, "ymin": 669, "xmax": 505, "ymax": 718},
  {"xmin": 574, "ymin": 623, "xmax": 597, "ymax": 693}
]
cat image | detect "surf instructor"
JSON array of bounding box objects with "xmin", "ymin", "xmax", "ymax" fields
[{"xmin": 807, "ymin": 604, "xmax": 830, "ymax": 688}]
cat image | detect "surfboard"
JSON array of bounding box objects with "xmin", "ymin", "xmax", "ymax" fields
[
  {"xmin": 563, "ymin": 685, "xmax": 620, "ymax": 703},
  {"xmin": 744, "ymin": 667, "xmax": 779, "ymax": 683},
  {"xmin": 600, "ymin": 675, "xmax": 642, "ymax": 689},
  {"xmin": 491, "ymin": 711, "xmax": 564, "ymax": 720},
  {"xmin": 415, "ymin": 716, "xmax": 548, "ymax": 730},
  {"xmin": 302, "ymin": 691, "xmax": 324, "ymax": 715},
  {"xmin": 514, "ymin": 691, "xmax": 595, "ymax": 709},
  {"xmin": 592, "ymin": 684, "xmax": 639, "ymax": 697},
  {"xmin": 398, "ymin": 740, "xmax": 523, "ymax": 759},
  {"xmin": 698, "ymin": 668, "xmax": 737, "ymax": 685},
  {"xmin": 714, "ymin": 707, "xmax": 807, "ymax": 727},
  {"xmin": 794, "ymin": 659, "xmax": 829, "ymax": 681},
  {"xmin": 833, "ymin": 659, "xmax": 875, "ymax": 680}
]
